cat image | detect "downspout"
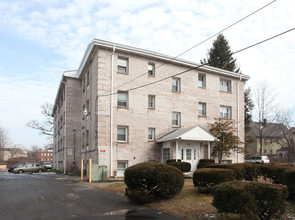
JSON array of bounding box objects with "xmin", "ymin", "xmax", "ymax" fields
[
  {"xmin": 110, "ymin": 45, "xmax": 116, "ymax": 176},
  {"xmin": 61, "ymin": 80, "xmax": 67, "ymax": 174},
  {"xmin": 236, "ymin": 75, "xmax": 241, "ymax": 163}
]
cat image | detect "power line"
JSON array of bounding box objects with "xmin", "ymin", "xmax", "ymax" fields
[
  {"xmin": 98, "ymin": 0, "xmax": 277, "ymax": 96},
  {"xmin": 97, "ymin": 27, "xmax": 295, "ymax": 97}
]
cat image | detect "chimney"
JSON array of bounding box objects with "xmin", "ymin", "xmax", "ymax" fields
[{"xmin": 263, "ymin": 119, "xmax": 267, "ymax": 127}]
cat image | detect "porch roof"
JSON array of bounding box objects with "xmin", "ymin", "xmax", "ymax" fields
[{"xmin": 157, "ymin": 126, "xmax": 217, "ymax": 143}]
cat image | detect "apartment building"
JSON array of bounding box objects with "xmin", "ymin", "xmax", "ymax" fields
[
  {"xmin": 37, "ymin": 150, "xmax": 53, "ymax": 163},
  {"xmin": 53, "ymin": 39, "xmax": 249, "ymax": 176}
]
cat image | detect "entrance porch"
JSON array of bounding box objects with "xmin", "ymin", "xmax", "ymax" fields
[{"xmin": 157, "ymin": 126, "xmax": 217, "ymax": 171}]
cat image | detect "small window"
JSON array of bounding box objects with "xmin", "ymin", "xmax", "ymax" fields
[
  {"xmin": 220, "ymin": 106, "xmax": 231, "ymax": 119},
  {"xmin": 163, "ymin": 148, "xmax": 170, "ymax": 163},
  {"xmin": 117, "ymin": 126, "xmax": 128, "ymax": 142},
  {"xmin": 148, "ymin": 63, "xmax": 155, "ymax": 76},
  {"xmin": 198, "ymin": 102, "xmax": 206, "ymax": 116},
  {"xmin": 118, "ymin": 56, "xmax": 128, "ymax": 74},
  {"xmin": 117, "ymin": 91, "xmax": 128, "ymax": 107},
  {"xmin": 148, "ymin": 128, "xmax": 155, "ymax": 141},
  {"xmin": 220, "ymin": 79, "xmax": 231, "ymax": 92},
  {"xmin": 117, "ymin": 161, "xmax": 128, "ymax": 176},
  {"xmin": 172, "ymin": 77, "xmax": 180, "ymax": 92},
  {"xmin": 198, "ymin": 74, "xmax": 206, "ymax": 87},
  {"xmin": 148, "ymin": 95, "xmax": 155, "ymax": 109},
  {"xmin": 186, "ymin": 149, "xmax": 192, "ymax": 160},
  {"xmin": 172, "ymin": 112, "xmax": 181, "ymax": 127}
]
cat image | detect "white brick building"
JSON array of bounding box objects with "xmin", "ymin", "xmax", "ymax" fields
[{"xmin": 53, "ymin": 39, "xmax": 249, "ymax": 176}]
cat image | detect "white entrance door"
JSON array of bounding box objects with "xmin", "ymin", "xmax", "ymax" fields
[{"xmin": 179, "ymin": 146, "xmax": 200, "ymax": 171}]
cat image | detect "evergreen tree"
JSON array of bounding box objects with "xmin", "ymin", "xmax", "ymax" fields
[{"xmin": 201, "ymin": 34, "xmax": 240, "ymax": 73}]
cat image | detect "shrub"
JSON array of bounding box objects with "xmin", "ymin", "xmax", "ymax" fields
[
  {"xmin": 124, "ymin": 161, "xmax": 184, "ymax": 204},
  {"xmin": 282, "ymin": 168, "xmax": 295, "ymax": 200},
  {"xmin": 193, "ymin": 168, "xmax": 234, "ymax": 193},
  {"xmin": 212, "ymin": 181, "xmax": 288, "ymax": 220},
  {"xmin": 197, "ymin": 159, "xmax": 215, "ymax": 169},
  {"xmin": 167, "ymin": 161, "xmax": 191, "ymax": 173},
  {"xmin": 166, "ymin": 159, "xmax": 181, "ymax": 163},
  {"xmin": 258, "ymin": 165, "xmax": 289, "ymax": 184},
  {"xmin": 205, "ymin": 163, "xmax": 259, "ymax": 181}
]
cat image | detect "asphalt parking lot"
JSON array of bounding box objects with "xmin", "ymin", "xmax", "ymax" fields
[{"xmin": 0, "ymin": 171, "xmax": 181, "ymax": 220}]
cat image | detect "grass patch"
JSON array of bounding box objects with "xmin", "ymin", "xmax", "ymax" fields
[{"xmin": 98, "ymin": 179, "xmax": 295, "ymax": 219}]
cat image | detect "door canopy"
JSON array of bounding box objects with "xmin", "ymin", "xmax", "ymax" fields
[{"xmin": 157, "ymin": 126, "xmax": 217, "ymax": 143}]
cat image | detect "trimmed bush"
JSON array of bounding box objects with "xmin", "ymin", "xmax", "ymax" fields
[
  {"xmin": 193, "ymin": 168, "xmax": 234, "ymax": 193},
  {"xmin": 124, "ymin": 161, "xmax": 184, "ymax": 204},
  {"xmin": 167, "ymin": 161, "xmax": 191, "ymax": 173},
  {"xmin": 212, "ymin": 181, "xmax": 288, "ymax": 220},
  {"xmin": 166, "ymin": 159, "xmax": 181, "ymax": 163},
  {"xmin": 282, "ymin": 168, "xmax": 295, "ymax": 200},
  {"xmin": 197, "ymin": 159, "xmax": 215, "ymax": 169},
  {"xmin": 205, "ymin": 163, "xmax": 259, "ymax": 181},
  {"xmin": 258, "ymin": 165, "xmax": 289, "ymax": 184}
]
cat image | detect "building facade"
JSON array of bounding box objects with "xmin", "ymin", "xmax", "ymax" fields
[
  {"xmin": 37, "ymin": 150, "xmax": 53, "ymax": 163},
  {"xmin": 53, "ymin": 39, "xmax": 249, "ymax": 176}
]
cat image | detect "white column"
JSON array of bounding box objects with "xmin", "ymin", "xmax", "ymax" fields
[
  {"xmin": 208, "ymin": 142, "xmax": 210, "ymax": 159},
  {"xmin": 176, "ymin": 140, "xmax": 179, "ymax": 160}
]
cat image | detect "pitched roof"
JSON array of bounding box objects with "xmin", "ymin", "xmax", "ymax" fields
[
  {"xmin": 157, "ymin": 126, "xmax": 217, "ymax": 142},
  {"xmin": 250, "ymin": 122, "xmax": 287, "ymax": 138}
]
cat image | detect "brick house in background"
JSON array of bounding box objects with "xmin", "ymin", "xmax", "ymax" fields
[
  {"xmin": 52, "ymin": 39, "xmax": 249, "ymax": 176},
  {"xmin": 37, "ymin": 150, "xmax": 53, "ymax": 163}
]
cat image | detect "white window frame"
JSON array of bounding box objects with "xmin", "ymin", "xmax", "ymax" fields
[
  {"xmin": 148, "ymin": 63, "xmax": 155, "ymax": 76},
  {"xmin": 163, "ymin": 148, "xmax": 171, "ymax": 163},
  {"xmin": 172, "ymin": 112, "xmax": 181, "ymax": 127},
  {"xmin": 198, "ymin": 74, "xmax": 206, "ymax": 88},
  {"xmin": 172, "ymin": 77, "xmax": 180, "ymax": 92},
  {"xmin": 220, "ymin": 106, "xmax": 232, "ymax": 119},
  {"xmin": 117, "ymin": 56, "xmax": 129, "ymax": 74},
  {"xmin": 117, "ymin": 126, "xmax": 128, "ymax": 142},
  {"xmin": 117, "ymin": 161, "xmax": 128, "ymax": 177},
  {"xmin": 148, "ymin": 95, "xmax": 155, "ymax": 109},
  {"xmin": 117, "ymin": 91, "xmax": 128, "ymax": 107},
  {"xmin": 198, "ymin": 102, "xmax": 206, "ymax": 116},
  {"xmin": 148, "ymin": 128, "xmax": 155, "ymax": 141},
  {"xmin": 220, "ymin": 79, "xmax": 231, "ymax": 92}
]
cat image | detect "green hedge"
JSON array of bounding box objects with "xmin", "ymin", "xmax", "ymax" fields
[
  {"xmin": 212, "ymin": 181, "xmax": 288, "ymax": 220},
  {"xmin": 282, "ymin": 168, "xmax": 295, "ymax": 200},
  {"xmin": 197, "ymin": 159, "xmax": 215, "ymax": 169},
  {"xmin": 124, "ymin": 162, "xmax": 184, "ymax": 204},
  {"xmin": 193, "ymin": 168, "xmax": 234, "ymax": 193},
  {"xmin": 258, "ymin": 165, "xmax": 289, "ymax": 184},
  {"xmin": 205, "ymin": 163, "xmax": 259, "ymax": 181},
  {"xmin": 167, "ymin": 161, "xmax": 191, "ymax": 173}
]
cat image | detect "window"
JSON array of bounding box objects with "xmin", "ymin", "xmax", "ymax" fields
[
  {"xmin": 148, "ymin": 128, "xmax": 155, "ymax": 141},
  {"xmin": 198, "ymin": 102, "xmax": 206, "ymax": 116},
  {"xmin": 87, "ymin": 71, "xmax": 90, "ymax": 89},
  {"xmin": 148, "ymin": 95, "xmax": 155, "ymax": 109},
  {"xmin": 220, "ymin": 79, "xmax": 231, "ymax": 92},
  {"xmin": 117, "ymin": 126, "xmax": 128, "ymax": 142},
  {"xmin": 163, "ymin": 148, "xmax": 170, "ymax": 163},
  {"xmin": 172, "ymin": 77, "xmax": 180, "ymax": 92},
  {"xmin": 117, "ymin": 91, "xmax": 128, "ymax": 107},
  {"xmin": 172, "ymin": 112, "xmax": 181, "ymax": 127},
  {"xmin": 148, "ymin": 63, "xmax": 155, "ymax": 76},
  {"xmin": 186, "ymin": 149, "xmax": 192, "ymax": 160},
  {"xmin": 117, "ymin": 161, "xmax": 128, "ymax": 177},
  {"xmin": 117, "ymin": 56, "xmax": 128, "ymax": 74},
  {"xmin": 198, "ymin": 74, "xmax": 206, "ymax": 87},
  {"xmin": 220, "ymin": 106, "xmax": 231, "ymax": 119}
]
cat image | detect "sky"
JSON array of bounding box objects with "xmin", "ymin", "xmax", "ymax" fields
[{"xmin": 0, "ymin": 0, "xmax": 294, "ymax": 150}]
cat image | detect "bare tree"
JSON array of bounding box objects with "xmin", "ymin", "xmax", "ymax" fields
[
  {"xmin": 26, "ymin": 103, "xmax": 54, "ymax": 137},
  {"xmin": 254, "ymin": 82, "xmax": 277, "ymax": 155},
  {"xmin": 275, "ymin": 108, "xmax": 295, "ymax": 162},
  {"xmin": 0, "ymin": 127, "xmax": 12, "ymax": 161}
]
